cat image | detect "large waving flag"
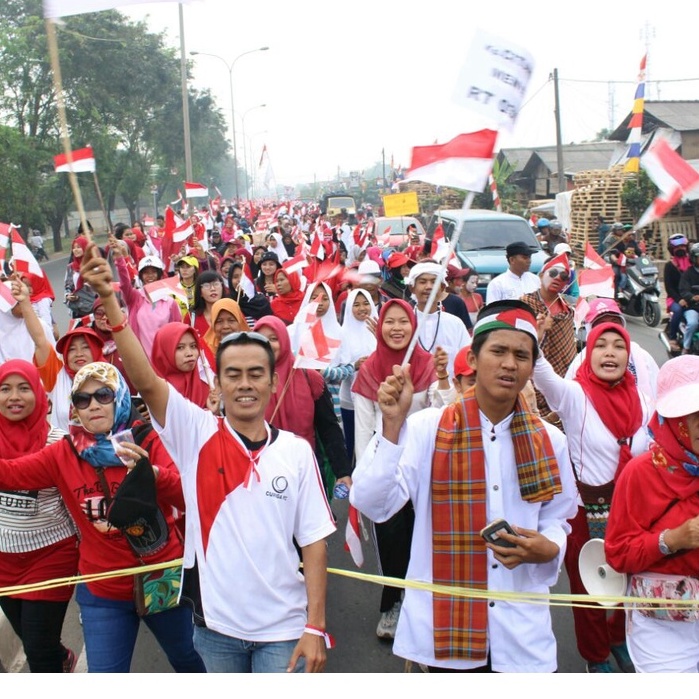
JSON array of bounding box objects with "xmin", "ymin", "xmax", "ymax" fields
[
  {"xmin": 623, "ymin": 55, "xmax": 647, "ymax": 174},
  {"xmin": 11, "ymin": 231, "xmax": 44, "ymax": 276},
  {"xmin": 0, "ymin": 223, "xmax": 17, "ymax": 264},
  {"xmin": 293, "ymin": 302, "xmax": 341, "ymax": 371},
  {"xmin": 577, "ymin": 268, "xmax": 615, "ymax": 299},
  {"xmin": 584, "ymin": 242, "xmax": 608, "ymax": 270},
  {"xmin": 636, "ymin": 138, "xmax": 699, "ymax": 229},
  {"xmin": 404, "ymin": 129, "xmax": 498, "ymax": 193},
  {"xmin": 53, "ymin": 146, "xmax": 95, "ymax": 173}
]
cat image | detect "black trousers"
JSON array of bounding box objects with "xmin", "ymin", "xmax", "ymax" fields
[
  {"xmin": 373, "ymin": 501, "xmax": 415, "ymax": 612},
  {"xmin": 0, "ymin": 597, "xmax": 70, "ymax": 672}
]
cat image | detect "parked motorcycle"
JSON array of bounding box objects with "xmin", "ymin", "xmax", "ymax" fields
[{"xmin": 614, "ymin": 255, "xmax": 662, "ymax": 327}]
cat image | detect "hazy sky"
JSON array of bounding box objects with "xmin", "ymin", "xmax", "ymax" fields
[{"xmin": 119, "ymin": 0, "xmax": 699, "ymax": 189}]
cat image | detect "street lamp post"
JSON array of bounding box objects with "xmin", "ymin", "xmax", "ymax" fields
[
  {"xmin": 242, "ymin": 104, "xmax": 266, "ymax": 201},
  {"xmin": 190, "ymin": 47, "xmax": 269, "ymax": 207}
]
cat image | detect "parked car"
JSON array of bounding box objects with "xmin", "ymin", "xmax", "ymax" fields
[
  {"xmin": 373, "ymin": 216, "xmax": 426, "ymax": 249},
  {"xmin": 426, "ymin": 209, "xmax": 547, "ymax": 295}
]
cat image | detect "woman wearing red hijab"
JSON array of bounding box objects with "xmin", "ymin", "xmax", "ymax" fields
[
  {"xmin": 352, "ymin": 298, "xmax": 437, "ymax": 640},
  {"xmin": 151, "ymin": 323, "xmax": 213, "ymax": 410},
  {"xmin": 533, "ymin": 321, "xmax": 652, "ymax": 673},
  {"xmin": 270, "ymin": 268, "xmax": 305, "ymax": 325},
  {"xmin": 0, "ymin": 360, "xmax": 79, "ymax": 673},
  {"xmin": 64, "ymin": 236, "xmax": 97, "ymax": 318}
]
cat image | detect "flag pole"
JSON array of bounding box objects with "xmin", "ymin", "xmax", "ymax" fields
[
  {"xmin": 92, "ymin": 172, "xmax": 111, "ymax": 233},
  {"xmin": 401, "ymin": 190, "xmax": 475, "ymax": 368},
  {"xmin": 44, "ymin": 19, "xmax": 91, "ymax": 243}
]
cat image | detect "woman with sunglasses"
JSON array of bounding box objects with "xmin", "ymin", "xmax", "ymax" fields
[
  {"xmin": 190, "ymin": 271, "xmax": 225, "ymax": 338},
  {"xmin": 522, "ymin": 253, "xmax": 577, "ymax": 423},
  {"xmin": 532, "ymin": 321, "xmax": 652, "ymax": 673},
  {"xmin": 0, "ymin": 362, "xmax": 205, "ymax": 673},
  {"xmin": 0, "ymin": 359, "xmax": 79, "ymax": 673}
]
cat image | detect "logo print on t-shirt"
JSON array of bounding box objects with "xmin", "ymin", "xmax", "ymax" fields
[{"xmin": 271, "ymin": 476, "xmax": 288, "ymax": 494}]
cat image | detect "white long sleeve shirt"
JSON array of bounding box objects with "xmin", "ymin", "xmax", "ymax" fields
[
  {"xmin": 351, "ymin": 405, "xmax": 577, "ymax": 671},
  {"xmin": 486, "ymin": 269, "xmax": 541, "ymax": 304}
]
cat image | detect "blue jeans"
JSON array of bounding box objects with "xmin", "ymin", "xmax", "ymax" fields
[
  {"xmin": 684, "ymin": 309, "xmax": 699, "ymax": 350},
  {"xmin": 668, "ymin": 301, "xmax": 685, "ymax": 340},
  {"xmin": 76, "ymin": 583, "xmax": 206, "ymax": 673},
  {"xmin": 193, "ymin": 625, "xmax": 304, "ymax": 673}
]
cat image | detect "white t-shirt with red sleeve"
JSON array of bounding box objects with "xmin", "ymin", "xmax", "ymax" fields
[{"xmin": 153, "ymin": 386, "xmax": 336, "ymax": 642}]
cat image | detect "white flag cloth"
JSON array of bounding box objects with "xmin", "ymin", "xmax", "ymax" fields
[{"xmin": 53, "ymin": 146, "xmax": 95, "ymax": 173}]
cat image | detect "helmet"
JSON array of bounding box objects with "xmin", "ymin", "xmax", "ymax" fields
[
  {"xmin": 536, "ymin": 218, "xmax": 550, "ymax": 229},
  {"xmin": 550, "ymin": 220, "xmax": 563, "ymax": 230},
  {"xmin": 690, "ymin": 242, "xmax": 699, "ymax": 262},
  {"xmin": 668, "ymin": 233, "xmax": 688, "ymax": 252},
  {"xmin": 138, "ymin": 255, "xmax": 164, "ymax": 273}
]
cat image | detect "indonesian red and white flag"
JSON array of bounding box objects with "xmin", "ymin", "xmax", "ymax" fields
[
  {"xmin": 184, "ymin": 182, "xmax": 208, "ymax": 199},
  {"xmin": 353, "ymin": 224, "xmax": 368, "ymax": 249},
  {"xmin": 584, "ymin": 242, "xmax": 608, "ymax": 270},
  {"xmin": 344, "ymin": 505, "xmax": 364, "ymax": 568},
  {"xmin": 309, "ymin": 231, "xmax": 325, "ymax": 260},
  {"xmin": 43, "ymin": 0, "xmax": 183, "ymax": 19},
  {"xmin": 165, "ymin": 207, "xmax": 195, "ymax": 244},
  {"xmin": 53, "ymin": 146, "xmax": 95, "ymax": 173},
  {"xmin": 573, "ymin": 297, "xmax": 591, "ymax": 331},
  {"xmin": 144, "ymin": 276, "xmax": 188, "ymax": 306},
  {"xmin": 0, "ymin": 281, "xmax": 17, "ymax": 313},
  {"xmin": 405, "ymin": 129, "xmax": 498, "ymax": 192},
  {"xmin": 577, "ymin": 267, "xmax": 615, "ymax": 299},
  {"xmin": 11, "ymin": 231, "xmax": 43, "ymax": 276},
  {"xmin": 282, "ymin": 253, "xmax": 309, "ymax": 276},
  {"xmin": 293, "ymin": 302, "xmax": 341, "ymax": 370},
  {"xmin": 0, "ymin": 222, "xmax": 16, "ymax": 263},
  {"xmin": 636, "ymin": 138, "xmax": 699, "ymax": 228}
]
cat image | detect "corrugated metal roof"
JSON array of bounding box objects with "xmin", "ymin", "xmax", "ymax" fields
[
  {"xmin": 502, "ymin": 142, "xmax": 618, "ymax": 175},
  {"xmin": 609, "ymin": 100, "xmax": 699, "ymax": 140}
]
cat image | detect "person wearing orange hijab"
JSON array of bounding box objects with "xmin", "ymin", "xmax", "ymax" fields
[{"xmin": 202, "ymin": 298, "xmax": 250, "ymax": 365}]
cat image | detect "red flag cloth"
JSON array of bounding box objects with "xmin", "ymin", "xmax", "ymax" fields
[
  {"xmin": 584, "ymin": 242, "xmax": 608, "ymax": 269},
  {"xmin": 577, "ymin": 267, "xmax": 615, "ymax": 299},
  {"xmin": 184, "ymin": 182, "xmax": 208, "ymax": 198},
  {"xmin": 53, "ymin": 146, "xmax": 95, "ymax": 173},
  {"xmin": 344, "ymin": 505, "xmax": 364, "ymax": 567},
  {"xmin": 430, "ymin": 223, "xmax": 445, "ymax": 258},
  {"xmin": 11, "ymin": 231, "xmax": 43, "ymax": 276},
  {"xmin": 406, "ymin": 130, "xmax": 498, "ymax": 192}
]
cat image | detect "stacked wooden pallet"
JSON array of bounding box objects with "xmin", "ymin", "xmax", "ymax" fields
[{"xmin": 397, "ymin": 180, "xmax": 465, "ymax": 211}]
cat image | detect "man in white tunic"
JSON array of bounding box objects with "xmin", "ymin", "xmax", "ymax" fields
[
  {"xmin": 351, "ymin": 300, "xmax": 577, "ymax": 672},
  {"xmin": 485, "ymin": 242, "xmax": 541, "ymax": 304}
]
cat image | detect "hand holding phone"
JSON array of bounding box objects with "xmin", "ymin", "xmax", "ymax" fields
[{"xmin": 480, "ymin": 519, "xmax": 519, "ymax": 549}]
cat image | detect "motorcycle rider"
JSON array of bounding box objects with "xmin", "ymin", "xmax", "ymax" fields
[
  {"xmin": 664, "ymin": 234, "xmax": 691, "ymax": 353},
  {"xmin": 679, "ymin": 242, "xmax": 699, "ymax": 355},
  {"xmin": 609, "ymin": 227, "xmax": 642, "ymax": 298}
]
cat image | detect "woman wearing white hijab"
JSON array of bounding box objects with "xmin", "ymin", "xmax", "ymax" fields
[
  {"xmin": 337, "ymin": 288, "xmax": 377, "ymax": 461},
  {"xmin": 266, "ymin": 232, "xmax": 289, "ymax": 264}
]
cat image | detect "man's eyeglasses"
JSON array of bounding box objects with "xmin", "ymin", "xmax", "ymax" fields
[
  {"xmin": 547, "ymin": 268, "xmax": 570, "ymax": 282},
  {"xmin": 71, "ymin": 386, "xmax": 116, "ymax": 410}
]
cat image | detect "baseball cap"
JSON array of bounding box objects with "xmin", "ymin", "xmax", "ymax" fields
[
  {"xmin": 387, "ymin": 252, "xmax": 410, "ymax": 269},
  {"xmin": 553, "ymin": 243, "xmax": 572, "ymax": 256},
  {"xmin": 446, "ymin": 265, "xmax": 470, "ymax": 281},
  {"xmin": 584, "ymin": 298, "xmax": 626, "ymax": 327},
  {"xmin": 655, "ymin": 355, "xmax": 699, "ymax": 418},
  {"xmin": 357, "ymin": 259, "xmax": 381, "ymax": 277},
  {"xmin": 176, "ymin": 255, "xmax": 199, "ymax": 269},
  {"xmin": 138, "ymin": 255, "xmax": 164, "ymax": 272},
  {"xmin": 453, "ymin": 346, "xmax": 475, "ymax": 379}
]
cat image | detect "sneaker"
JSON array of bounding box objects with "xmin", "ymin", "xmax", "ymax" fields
[
  {"xmin": 586, "ymin": 660, "xmax": 614, "ymax": 673},
  {"xmin": 376, "ymin": 601, "xmax": 401, "ymax": 639},
  {"xmin": 611, "ymin": 643, "xmax": 635, "ymax": 673},
  {"xmin": 62, "ymin": 647, "xmax": 78, "ymax": 673}
]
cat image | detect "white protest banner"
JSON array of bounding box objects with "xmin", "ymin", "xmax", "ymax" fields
[{"xmin": 452, "ymin": 31, "xmax": 535, "ymax": 130}]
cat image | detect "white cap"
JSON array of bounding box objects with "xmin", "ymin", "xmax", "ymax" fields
[
  {"xmin": 553, "ymin": 243, "xmax": 572, "ymax": 255},
  {"xmin": 138, "ymin": 255, "xmax": 164, "ymax": 272},
  {"xmin": 357, "ymin": 259, "xmax": 381, "ymax": 276}
]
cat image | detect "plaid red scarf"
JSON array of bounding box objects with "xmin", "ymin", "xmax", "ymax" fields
[{"xmin": 431, "ymin": 387, "xmax": 562, "ymax": 661}]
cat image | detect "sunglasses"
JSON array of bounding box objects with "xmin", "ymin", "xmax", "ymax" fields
[
  {"xmin": 71, "ymin": 386, "xmax": 116, "ymax": 410},
  {"xmin": 220, "ymin": 331, "xmax": 271, "ymax": 347},
  {"xmin": 547, "ymin": 268, "xmax": 570, "ymax": 282}
]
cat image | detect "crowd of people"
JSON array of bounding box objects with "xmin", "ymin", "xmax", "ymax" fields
[{"xmin": 0, "ymin": 199, "xmax": 698, "ymax": 675}]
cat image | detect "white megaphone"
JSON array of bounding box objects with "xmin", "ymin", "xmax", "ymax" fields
[{"xmin": 579, "ymin": 538, "xmax": 628, "ymax": 607}]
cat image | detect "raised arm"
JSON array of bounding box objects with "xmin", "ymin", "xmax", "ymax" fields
[
  {"xmin": 11, "ymin": 276, "xmax": 52, "ymax": 366},
  {"xmin": 79, "ymin": 244, "xmax": 170, "ymax": 427}
]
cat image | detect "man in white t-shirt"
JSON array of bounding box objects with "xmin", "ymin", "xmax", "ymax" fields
[
  {"xmin": 80, "ymin": 247, "xmax": 336, "ymax": 674},
  {"xmin": 486, "ymin": 241, "xmax": 541, "ymax": 304}
]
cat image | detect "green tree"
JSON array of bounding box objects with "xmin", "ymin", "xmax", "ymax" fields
[{"xmin": 621, "ymin": 170, "xmax": 657, "ymax": 220}]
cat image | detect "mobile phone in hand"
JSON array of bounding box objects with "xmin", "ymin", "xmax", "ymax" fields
[{"xmin": 480, "ymin": 519, "xmax": 519, "ymax": 548}]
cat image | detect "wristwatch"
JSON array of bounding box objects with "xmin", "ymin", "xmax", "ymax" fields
[{"xmin": 658, "ymin": 529, "xmax": 673, "ymax": 556}]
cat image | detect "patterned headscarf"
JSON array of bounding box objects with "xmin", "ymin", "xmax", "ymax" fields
[{"xmin": 68, "ymin": 362, "xmax": 135, "ymax": 467}]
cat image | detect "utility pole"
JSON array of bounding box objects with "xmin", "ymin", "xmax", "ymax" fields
[
  {"xmin": 382, "ymin": 148, "xmax": 386, "ymax": 194},
  {"xmin": 179, "ymin": 5, "xmax": 193, "ymax": 194},
  {"xmin": 552, "ymin": 68, "xmax": 565, "ymax": 195}
]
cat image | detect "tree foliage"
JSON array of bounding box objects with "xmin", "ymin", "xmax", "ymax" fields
[
  {"xmin": 621, "ymin": 169, "xmax": 658, "ymax": 219},
  {"xmin": 0, "ymin": 0, "xmax": 231, "ymax": 241}
]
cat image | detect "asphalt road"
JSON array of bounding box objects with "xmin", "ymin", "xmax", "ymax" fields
[{"xmin": 0, "ymin": 256, "xmax": 670, "ymax": 673}]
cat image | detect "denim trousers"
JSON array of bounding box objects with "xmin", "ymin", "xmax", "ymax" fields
[
  {"xmin": 684, "ymin": 309, "xmax": 699, "ymax": 349},
  {"xmin": 76, "ymin": 583, "xmax": 206, "ymax": 673},
  {"xmin": 193, "ymin": 625, "xmax": 305, "ymax": 673},
  {"xmin": 668, "ymin": 300, "xmax": 685, "ymax": 340}
]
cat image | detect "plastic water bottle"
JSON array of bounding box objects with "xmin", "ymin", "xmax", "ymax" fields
[{"xmin": 333, "ymin": 482, "xmax": 350, "ymax": 500}]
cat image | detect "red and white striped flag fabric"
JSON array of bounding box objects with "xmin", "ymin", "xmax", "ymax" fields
[
  {"xmin": 165, "ymin": 207, "xmax": 195, "ymax": 244},
  {"xmin": 577, "ymin": 267, "xmax": 615, "ymax": 299},
  {"xmin": 0, "ymin": 222, "xmax": 16, "ymax": 263},
  {"xmin": 584, "ymin": 242, "xmax": 608, "ymax": 270},
  {"xmin": 53, "ymin": 146, "xmax": 96, "ymax": 173},
  {"xmin": 309, "ymin": 230, "xmax": 325, "ymax": 260},
  {"xmin": 282, "ymin": 253, "xmax": 309, "ymax": 276},
  {"xmin": 11, "ymin": 230, "xmax": 43, "ymax": 276},
  {"xmin": 344, "ymin": 505, "xmax": 364, "ymax": 568},
  {"xmin": 144, "ymin": 276, "xmax": 188, "ymax": 306},
  {"xmin": 293, "ymin": 302, "xmax": 341, "ymax": 370},
  {"xmin": 184, "ymin": 181, "xmax": 208, "ymax": 199},
  {"xmin": 353, "ymin": 224, "xmax": 368, "ymax": 249},
  {"xmin": 0, "ymin": 281, "xmax": 17, "ymax": 313},
  {"xmin": 405, "ymin": 129, "xmax": 498, "ymax": 192},
  {"xmin": 636, "ymin": 138, "xmax": 699, "ymax": 229},
  {"xmin": 573, "ymin": 297, "xmax": 590, "ymax": 331}
]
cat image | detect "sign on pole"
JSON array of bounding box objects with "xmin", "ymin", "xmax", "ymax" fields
[{"xmin": 382, "ymin": 191, "xmax": 419, "ymax": 217}]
